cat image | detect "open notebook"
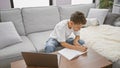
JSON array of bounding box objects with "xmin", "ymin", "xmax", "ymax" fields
[{"xmin": 58, "ymin": 48, "xmax": 86, "ymax": 60}]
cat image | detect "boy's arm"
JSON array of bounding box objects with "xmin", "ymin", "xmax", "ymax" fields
[
  {"xmin": 60, "ymin": 42, "xmax": 87, "ymax": 52},
  {"xmin": 73, "ymin": 31, "xmax": 81, "ymax": 46},
  {"xmin": 60, "ymin": 42, "xmax": 75, "ymax": 49},
  {"xmin": 73, "ymin": 36, "xmax": 87, "ymax": 51},
  {"xmin": 73, "ymin": 35, "xmax": 81, "ymax": 46}
]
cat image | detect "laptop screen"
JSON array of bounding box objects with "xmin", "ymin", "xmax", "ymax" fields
[{"xmin": 22, "ymin": 52, "xmax": 61, "ymax": 68}]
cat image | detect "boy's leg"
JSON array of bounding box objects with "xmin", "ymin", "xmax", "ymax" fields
[
  {"xmin": 78, "ymin": 40, "xmax": 85, "ymax": 45},
  {"xmin": 66, "ymin": 38, "xmax": 85, "ymax": 45},
  {"xmin": 45, "ymin": 38, "xmax": 60, "ymax": 53},
  {"xmin": 66, "ymin": 38, "xmax": 74, "ymax": 45}
]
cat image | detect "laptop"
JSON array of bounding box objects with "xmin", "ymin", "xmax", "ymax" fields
[{"xmin": 22, "ymin": 52, "xmax": 60, "ymax": 68}]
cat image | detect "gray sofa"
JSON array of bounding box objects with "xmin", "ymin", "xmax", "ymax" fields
[
  {"xmin": 0, "ymin": 4, "xmax": 119, "ymax": 68},
  {"xmin": 0, "ymin": 4, "xmax": 95, "ymax": 68}
]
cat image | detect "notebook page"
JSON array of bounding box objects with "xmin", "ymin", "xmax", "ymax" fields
[{"xmin": 58, "ymin": 48, "xmax": 86, "ymax": 60}]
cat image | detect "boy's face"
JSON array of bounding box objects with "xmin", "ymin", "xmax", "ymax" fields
[
  {"xmin": 70, "ymin": 21, "xmax": 83, "ymax": 31},
  {"xmin": 73, "ymin": 24, "xmax": 82, "ymax": 31}
]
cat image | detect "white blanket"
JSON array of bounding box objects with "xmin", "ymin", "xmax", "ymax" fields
[{"xmin": 80, "ymin": 25, "xmax": 120, "ymax": 62}]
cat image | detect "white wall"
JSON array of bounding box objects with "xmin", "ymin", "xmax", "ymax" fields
[
  {"xmin": 53, "ymin": 0, "xmax": 93, "ymax": 6},
  {"xmin": 13, "ymin": 0, "xmax": 49, "ymax": 8},
  {"xmin": 72, "ymin": 0, "xmax": 93, "ymax": 5}
]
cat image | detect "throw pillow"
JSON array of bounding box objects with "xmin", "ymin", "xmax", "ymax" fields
[
  {"xmin": 0, "ymin": 22, "xmax": 22, "ymax": 49},
  {"xmin": 87, "ymin": 8, "xmax": 109, "ymax": 25},
  {"xmin": 113, "ymin": 17, "xmax": 120, "ymax": 27},
  {"xmin": 104, "ymin": 13, "xmax": 120, "ymax": 25},
  {"xmin": 83, "ymin": 18, "xmax": 99, "ymax": 27},
  {"xmin": 114, "ymin": 21, "xmax": 120, "ymax": 27}
]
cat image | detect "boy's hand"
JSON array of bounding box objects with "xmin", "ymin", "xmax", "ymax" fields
[
  {"xmin": 73, "ymin": 40, "xmax": 80, "ymax": 46},
  {"xmin": 74, "ymin": 46, "xmax": 87, "ymax": 52}
]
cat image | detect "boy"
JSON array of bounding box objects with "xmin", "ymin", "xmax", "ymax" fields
[{"xmin": 45, "ymin": 11, "xmax": 87, "ymax": 53}]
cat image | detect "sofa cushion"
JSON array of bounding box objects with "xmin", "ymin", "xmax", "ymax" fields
[
  {"xmin": 0, "ymin": 22, "xmax": 22, "ymax": 49},
  {"xmin": 28, "ymin": 30, "xmax": 52, "ymax": 52},
  {"xmin": 0, "ymin": 36, "xmax": 36, "ymax": 60},
  {"xmin": 0, "ymin": 8, "xmax": 25, "ymax": 36},
  {"xmin": 104, "ymin": 13, "xmax": 120, "ymax": 25},
  {"xmin": 113, "ymin": 17, "xmax": 120, "ymax": 27},
  {"xmin": 87, "ymin": 8, "xmax": 109, "ymax": 25},
  {"xmin": 83, "ymin": 18, "xmax": 99, "ymax": 27},
  {"xmin": 58, "ymin": 4, "xmax": 95, "ymax": 20},
  {"xmin": 22, "ymin": 6, "xmax": 60, "ymax": 34}
]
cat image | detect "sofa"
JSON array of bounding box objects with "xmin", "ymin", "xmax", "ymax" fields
[{"xmin": 0, "ymin": 4, "xmax": 120, "ymax": 68}]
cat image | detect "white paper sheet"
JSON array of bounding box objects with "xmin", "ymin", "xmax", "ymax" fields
[{"xmin": 58, "ymin": 48, "xmax": 86, "ymax": 60}]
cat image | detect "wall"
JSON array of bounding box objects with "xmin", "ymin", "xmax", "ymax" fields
[
  {"xmin": 0, "ymin": 0, "xmax": 102, "ymax": 9},
  {"xmin": 0, "ymin": 0, "xmax": 11, "ymax": 9}
]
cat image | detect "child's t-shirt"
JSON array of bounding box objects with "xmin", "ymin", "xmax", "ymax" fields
[{"xmin": 49, "ymin": 19, "xmax": 80, "ymax": 42}]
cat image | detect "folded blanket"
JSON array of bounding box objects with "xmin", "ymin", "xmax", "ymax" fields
[{"xmin": 80, "ymin": 25, "xmax": 120, "ymax": 62}]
